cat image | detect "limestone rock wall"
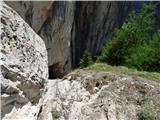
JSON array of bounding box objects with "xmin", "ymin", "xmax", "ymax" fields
[
  {"xmin": 72, "ymin": 2, "xmax": 131, "ymax": 67},
  {"xmin": 38, "ymin": 2, "xmax": 75, "ymax": 74},
  {"xmin": 0, "ymin": 2, "xmax": 48, "ymax": 118},
  {"xmin": 5, "ymin": 1, "xmax": 53, "ymax": 33}
]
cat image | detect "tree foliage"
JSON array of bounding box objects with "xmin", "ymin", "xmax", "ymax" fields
[
  {"xmin": 80, "ymin": 50, "xmax": 94, "ymax": 68},
  {"xmin": 97, "ymin": 3, "xmax": 159, "ymax": 72},
  {"xmin": 127, "ymin": 30, "xmax": 160, "ymax": 72}
]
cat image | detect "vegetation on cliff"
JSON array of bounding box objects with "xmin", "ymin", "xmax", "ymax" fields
[
  {"xmin": 80, "ymin": 50, "xmax": 94, "ymax": 68},
  {"xmin": 97, "ymin": 3, "xmax": 160, "ymax": 72},
  {"xmin": 85, "ymin": 63, "xmax": 160, "ymax": 81}
]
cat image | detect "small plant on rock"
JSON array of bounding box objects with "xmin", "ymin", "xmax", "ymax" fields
[
  {"xmin": 51, "ymin": 107, "xmax": 61, "ymax": 119},
  {"xmin": 137, "ymin": 107, "xmax": 160, "ymax": 120},
  {"xmin": 80, "ymin": 49, "xmax": 94, "ymax": 68}
]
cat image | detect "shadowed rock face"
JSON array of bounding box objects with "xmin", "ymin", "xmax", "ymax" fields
[
  {"xmin": 71, "ymin": 1, "xmax": 132, "ymax": 67},
  {"xmin": 0, "ymin": 2, "xmax": 48, "ymax": 118},
  {"xmin": 38, "ymin": 2, "xmax": 75, "ymax": 74},
  {"xmin": 4, "ymin": 1, "xmax": 53, "ymax": 33}
]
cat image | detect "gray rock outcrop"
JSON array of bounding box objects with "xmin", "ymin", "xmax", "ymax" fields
[
  {"xmin": 0, "ymin": 2, "xmax": 48, "ymax": 118},
  {"xmin": 38, "ymin": 70, "xmax": 160, "ymax": 120}
]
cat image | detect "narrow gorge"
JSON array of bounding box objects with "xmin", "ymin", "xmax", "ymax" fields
[
  {"xmin": 5, "ymin": 1, "xmax": 134, "ymax": 76},
  {"xmin": 1, "ymin": 1, "xmax": 160, "ymax": 120}
]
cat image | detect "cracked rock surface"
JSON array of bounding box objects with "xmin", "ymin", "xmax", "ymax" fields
[
  {"xmin": 38, "ymin": 71, "xmax": 160, "ymax": 120},
  {"xmin": 0, "ymin": 2, "xmax": 48, "ymax": 119}
]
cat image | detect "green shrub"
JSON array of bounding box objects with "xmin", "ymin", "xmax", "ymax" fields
[
  {"xmin": 51, "ymin": 107, "xmax": 61, "ymax": 119},
  {"xmin": 97, "ymin": 3, "xmax": 155, "ymax": 66},
  {"xmin": 137, "ymin": 107, "xmax": 160, "ymax": 120},
  {"xmin": 80, "ymin": 50, "xmax": 94, "ymax": 68},
  {"xmin": 127, "ymin": 30, "xmax": 160, "ymax": 72}
]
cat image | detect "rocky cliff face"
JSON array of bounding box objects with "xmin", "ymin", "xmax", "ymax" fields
[
  {"xmin": 0, "ymin": 2, "xmax": 48, "ymax": 119},
  {"xmin": 4, "ymin": 1, "xmax": 53, "ymax": 33},
  {"xmin": 5, "ymin": 1, "xmax": 132, "ymax": 76},
  {"xmin": 38, "ymin": 2, "xmax": 75, "ymax": 77},
  {"xmin": 71, "ymin": 2, "xmax": 131, "ymax": 67}
]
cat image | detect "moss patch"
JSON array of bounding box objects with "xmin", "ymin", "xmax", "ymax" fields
[
  {"xmin": 137, "ymin": 107, "xmax": 160, "ymax": 120},
  {"xmin": 85, "ymin": 63, "xmax": 160, "ymax": 82},
  {"xmin": 51, "ymin": 107, "xmax": 61, "ymax": 119},
  {"xmin": 63, "ymin": 70, "xmax": 80, "ymax": 80},
  {"xmin": 136, "ymin": 96, "xmax": 160, "ymax": 120},
  {"xmin": 82, "ymin": 73, "xmax": 116, "ymax": 93}
]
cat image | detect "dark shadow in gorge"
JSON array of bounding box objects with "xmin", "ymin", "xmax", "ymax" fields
[{"xmin": 48, "ymin": 63, "xmax": 64, "ymax": 79}]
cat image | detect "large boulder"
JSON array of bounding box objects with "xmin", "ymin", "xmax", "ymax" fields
[{"xmin": 0, "ymin": 2, "xmax": 48, "ymax": 118}]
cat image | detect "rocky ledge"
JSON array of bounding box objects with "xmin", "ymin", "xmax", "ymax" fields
[{"xmin": 38, "ymin": 70, "xmax": 160, "ymax": 120}]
